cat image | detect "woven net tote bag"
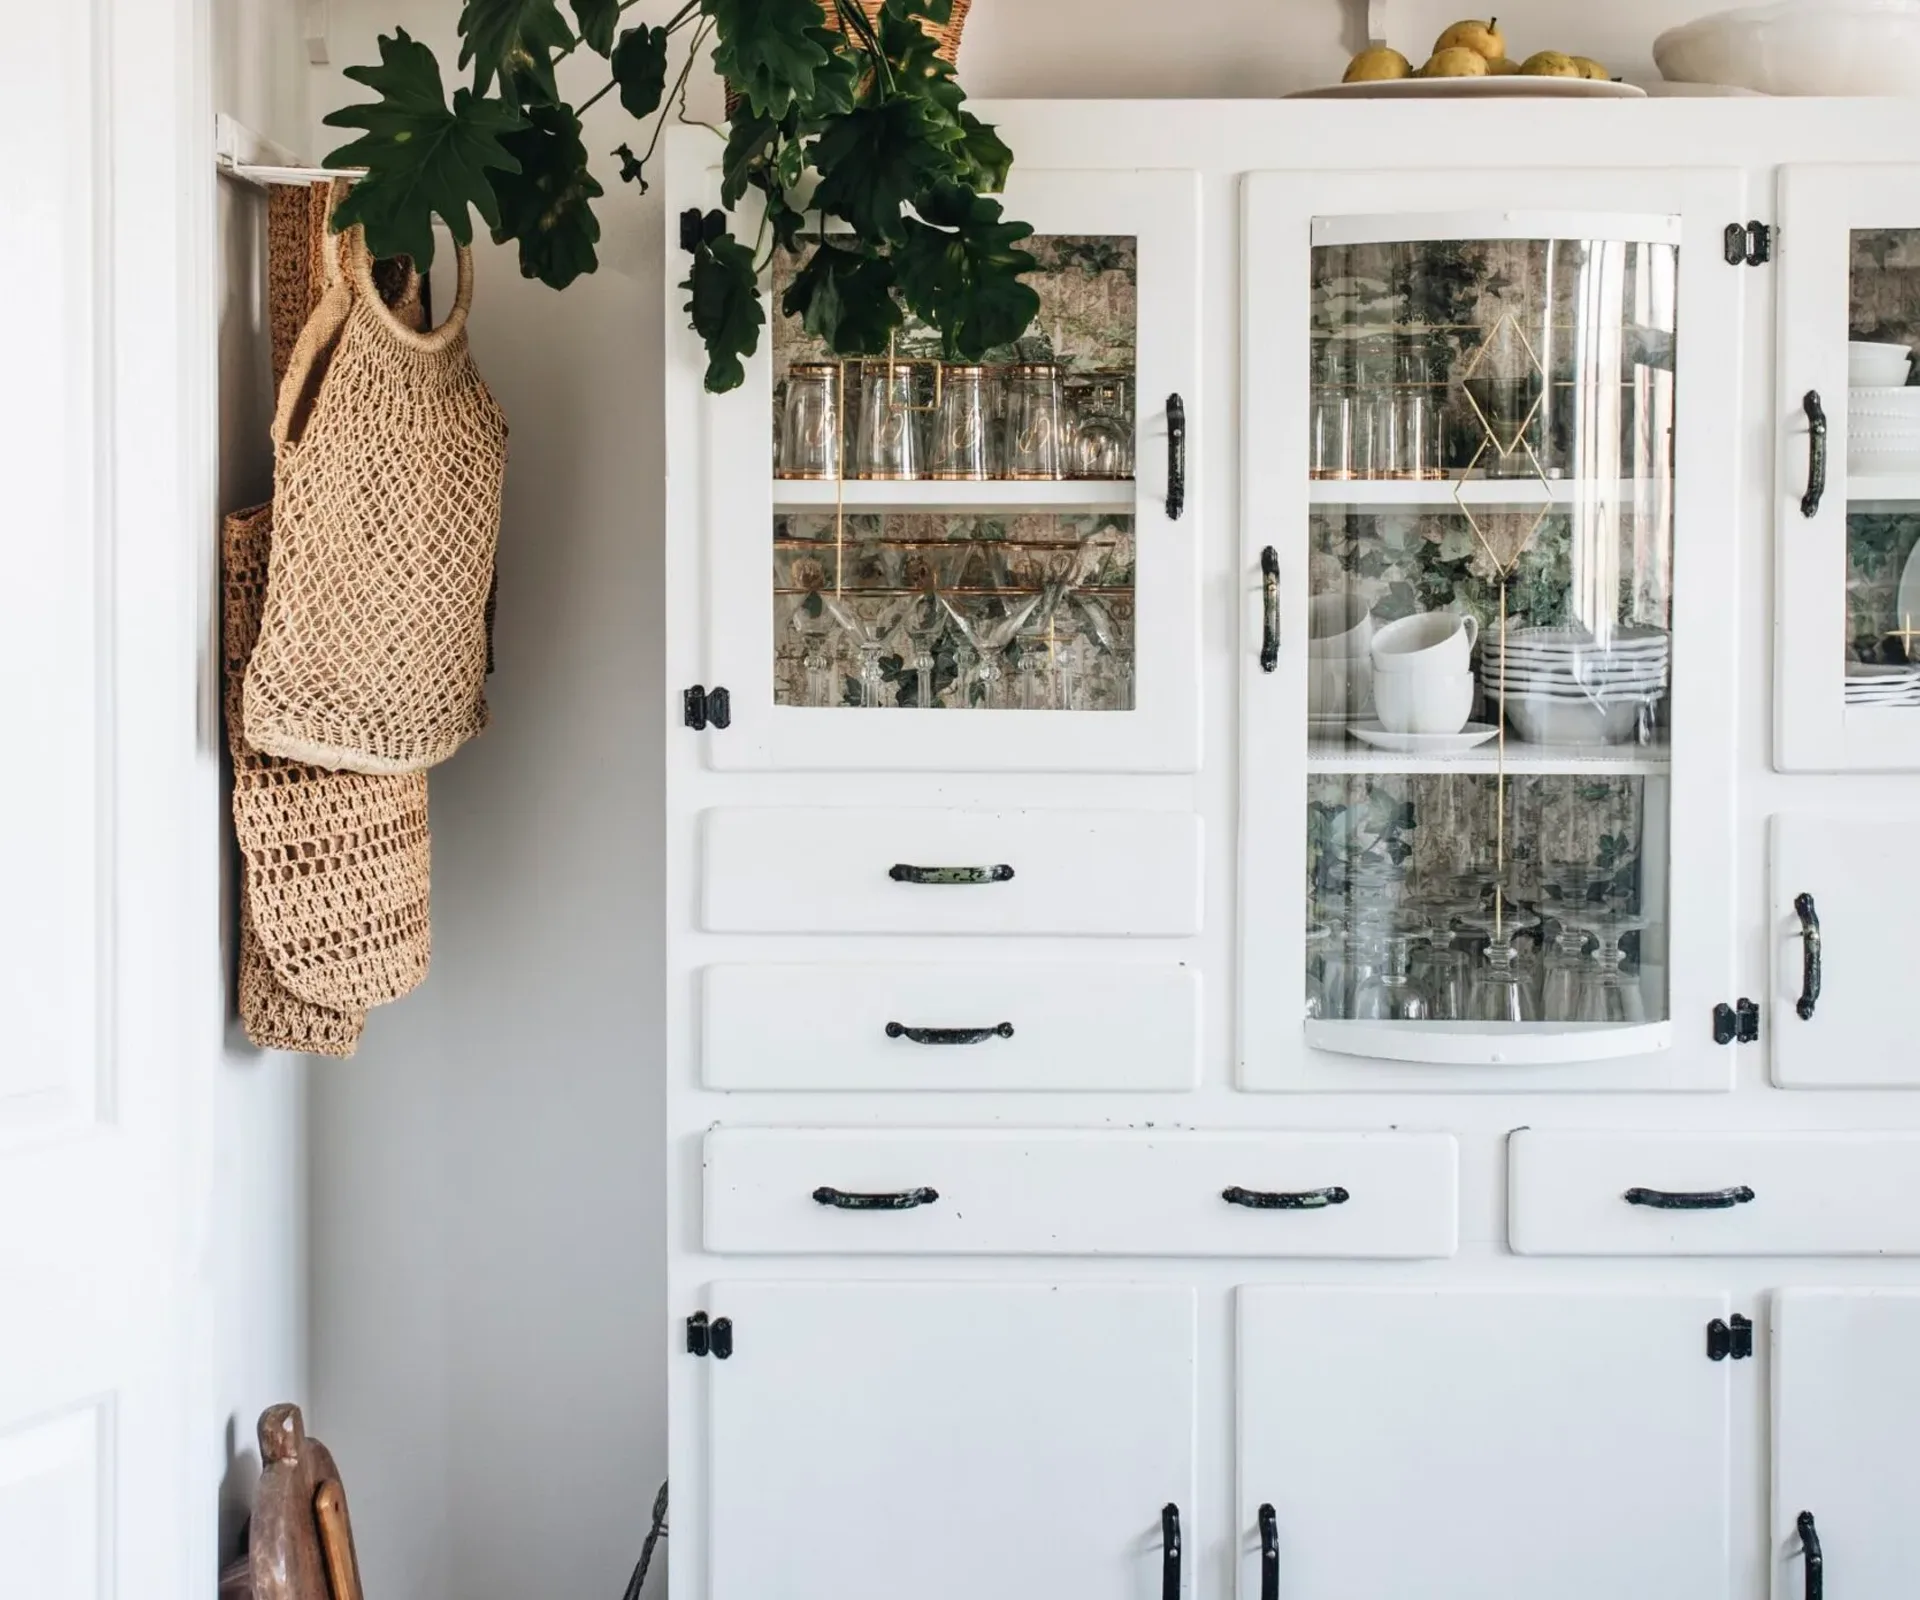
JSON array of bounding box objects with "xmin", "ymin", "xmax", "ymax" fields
[{"xmin": 245, "ymin": 227, "xmax": 505, "ymax": 774}]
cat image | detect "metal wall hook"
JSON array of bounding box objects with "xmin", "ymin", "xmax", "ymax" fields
[
  {"xmin": 1625, "ymin": 1185, "xmax": 1755, "ymax": 1210},
  {"xmin": 1802, "ymin": 391, "xmax": 1828, "ymax": 517},
  {"xmin": 1258, "ymin": 1503, "xmax": 1279, "ymax": 1600},
  {"xmin": 1793, "ymin": 892, "xmax": 1823, "ymax": 1020},
  {"xmin": 1797, "ymin": 1510, "xmax": 1823, "ymax": 1600}
]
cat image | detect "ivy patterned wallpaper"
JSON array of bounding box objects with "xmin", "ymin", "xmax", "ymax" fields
[{"xmin": 1848, "ymin": 229, "xmax": 1920, "ymax": 663}]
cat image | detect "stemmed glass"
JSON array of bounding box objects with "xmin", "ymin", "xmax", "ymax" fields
[
  {"xmin": 821, "ymin": 592, "xmax": 905, "ymax": 709},
  {"xmin": 1578, "ymin": 909, "xmax": 1650, "ymax": 1024},
  {"xmin": 1015, "ymin": 581, "xmax": 1071, "ymax": 709},
  {"xmin": 1540, "ymin": 919, "xmax": 1595, "ymax": 1023},
  {"xmin": 1352, "ymin": 932, "xmax": 1431, "ymax": 1021},
  {"xmin": 940, "ymin": 592, "xmax": 1043, "ymax": 710},
  {"xmin": 1468, "ymin": 939, "xmax": 1537, "ymax": 1023}
]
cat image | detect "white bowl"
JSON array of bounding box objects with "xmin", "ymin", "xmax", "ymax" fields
[
  {"xmin": 1852, "ymin": 358, "xmax": 1914, "ymax": 387},
  {"xmin": 1505, "ymin": 695, "xmax": 1650, "ymax": 746},
  {"xmin": 1655, "ymin": 0, "xmax": 1920, "ymax": 95}
]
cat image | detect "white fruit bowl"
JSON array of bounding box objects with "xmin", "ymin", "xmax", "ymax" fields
[{"xmin": 1656, "ymin": 0, "xmax": 1920, "ymax": 95}]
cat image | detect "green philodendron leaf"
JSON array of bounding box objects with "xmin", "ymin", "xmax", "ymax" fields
[
  {"xmin": 682, "ymin": 219, "xmax": 764, "ymax": 392},
  {"xmin": 951, "ymin": 109, "xmax": 1011, "ymax": 192},
  {"xmin": 706, "ymin": 0, "xmax": 836, "ymax": 117},
  {"xmin": 611, "ymin": 24, "xmax": 670, "ymax": 119},
  {"xmin": 323, "ymin": 29, "xmax": 525, "ymax": 268},
  {"xmin": 781, "ymin": 242, "xmax": 902, "ymax": 354},
  {"xmin": 810, "ymin": 97, "xmax": 956, "ymax": 244},
  {"xmin": 720, "ymin": 107, "xmax": 782, "ymax": 208},
  {"xmin": 457, "ymin": 0, "xmax": 575, "ymax": 105},
  {"xmin": 569, "ymin": 0, "xmax": 619, "ymax": 56},
  {"xmin": 489, "ymin": 102, "xmax": 603, "ymax": 289},
  {"xmin": 896, "ymin": 182, "xmax": 1040, "ymax": 359}
]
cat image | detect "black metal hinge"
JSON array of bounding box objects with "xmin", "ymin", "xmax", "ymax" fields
[
  {"xmin": 1724, "ymin": 221, "xmax": 1772, "ymax": 266},
  {"xmin": 1707, "ymin": 1313, "xmax": 1754, "ymax": 1361},
  {"xmin": 683, "ymin": 685, "xmax": 731, "ymax": 731},
  {"xmin": 1712, "ymin": 998, "xmax": 1760, "ymax": 1045},
  {"xmin": 686, "ymin": 1312, "xmax": 733, "ymax": 1359}
]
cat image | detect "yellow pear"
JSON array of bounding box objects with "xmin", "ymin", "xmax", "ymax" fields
[
  {"xmin": 1571, "ymin": 55, "xmax": 1611, "ymax": 80},
  {"xmin": 1422, "ymin": 46, "xmax": 1492, "ymax": 78},
  {"xmin": 1485, "ymin": 56, "xmax": 1522, "ymax": 74},
  {"xmin": 1343, "ymin": 45, "xmax": 1413, "ymax": 82},
  {"xmin": 1433, "ymin": 17, "xmax": 1506, "ymax": 60},
  {"xmin": 1518, "ymin": 50, "xmax": 1585, "ymax": 78}
]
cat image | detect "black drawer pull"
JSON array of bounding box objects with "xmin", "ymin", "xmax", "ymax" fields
[
  {"xmin": 1162, "ymin": 1503, "xmax": 1181, "ymax": 1600},
  {"xmin": 1260, "ymin": 546, "xmax": 1279, "ymax": 673},
  {"xmin": 886, "ymin": 1022, "xmax": 1014, "ymax": 1045},
  {"xmin": 1797, "ymin": 1510, "xmax": 1822, "ymax": 1600},
  {"xmin": 1802, "ymin": 390, "xmax": 1827, "ymax": 518},
  {"xmin": 1794, "ymin": 892, "xmax": 1822, "ymax": 1021},
  {"xmin": 811, "ymin": 1185, "xmax": 939, "ymax": 1210},
  {"xmin": 1258, "ymin": 1503, "xmax": 1278, "ymax": 1600},
  {"xmin": 1224, "ymin": 1185, "xmax": 1349, "ymax": 1210},
  {"xmin": 1166, "ymin": 394, "xmax": 1186, "ymax": 521},
  {"xmin": 1624, "ymin": 1185, "xmax": 1755, "ymax": 1210},
  {"xmin": 889, "ymin": 863, "xmax": 1014, "ymax": 885}
]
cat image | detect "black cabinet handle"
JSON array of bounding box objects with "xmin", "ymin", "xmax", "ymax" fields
[
  {"xmin": 811, "ymin": 1186, "xmax": 939, "ymax": 1210},
  {"xmin": 1166, "ymin": 395, "xmax": 1186, "ymax": 521},
  {"xmin": 1624, "ymin": 1185, "xmax": 1755, "ymax": 1210},
  {"xmin": 1794, "ymin": 892, "xmax": 1823, "ymax": 1021},
  {"xmin": 1802, "ymin": 390, "xmax": 1828, "ymax": 517},
  {"xmin": 1260, "ymin": 546, "xmax": 1280, "ymax": 673},
  {"xmin": 1224, "ymin": 1185, "xmax": 1349, "ymax": 1210},
  {"xmin": 1797, "ymin": 1510, "xmax": 1823, "ymax": 1600},
  {"xmin": 1161, "ymin": 1503, "xmax": 1181, "ymax": 1600},
  {"xmin": 889, "ymin": 863, "xmax": 1013, "ymax": 885},
  {"xmin": 1258, "ymin": 1503, "xmax": 1278, "ymax": 1600},
  {"xmin": 885, "ymin": 1022, "xmax": 1014, "ymax": 1045}
]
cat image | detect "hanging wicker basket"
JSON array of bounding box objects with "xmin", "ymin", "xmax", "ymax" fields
[{"xmin": 724, "ymin": 0, "xmax": 971, "ymax": 115}]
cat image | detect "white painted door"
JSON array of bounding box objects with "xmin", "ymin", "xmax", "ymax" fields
[
  {"xmin": 1237, "ymin": 1288, "xmax": 1734, "ymax": 1600},
  {"xmin": 1773, "ymin": 1290, "xmax": 1920, "ymax": 1599},
  {"xmin": 678, "ymin": 159, "xmax": 1202, "ymax": 772},
  {"xmin": 1776, "ymin": 164, "xmax": 1920, "ymax": 771},
  {"xmin": 1, "ymin": 3, "xmax": 200, "ymax": 1597},
  {"xmin": 1769, "ymin": 812, "xmax": 1920, "ymax": 1086},
  {"xmin": 706, "ymin": 1281, "xmax": 1195, "ymax": 1600},
  {"xmin": 1238, "ymin": 169, "xmax": 1745, "ymax": 1091}
]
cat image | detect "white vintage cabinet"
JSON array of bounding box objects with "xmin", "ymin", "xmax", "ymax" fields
[{"xmin": 665, "ymin": 100, "xmax": 1920, "ymax": 1600}]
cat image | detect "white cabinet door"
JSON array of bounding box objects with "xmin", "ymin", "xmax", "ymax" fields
[
  {"xmin": 1237, "ymin": 1289, "xmax": 1733, "ymax": 1600},
  {"xmin": 1769, "ymin": 813, "xmax": 1920, "ymax": 1086},
  {"xmin": 707, "ymin": 1282, "xmax": 1195, "ymax": 1600},
  {"xmin": 1776, "ymin": 165, "xmax": 1920, "ymax": 771},
  {"xmin": 1773, "ymin": 1290, "xmax": 1920, "ymax": 1600},
  {"xmin": 1239, "ymin": 169, "xmax": 1744, "ymax": 1091},
  {"xmin": 679, "ymin": 159, "xmax": 1201, "ymax": 773}
]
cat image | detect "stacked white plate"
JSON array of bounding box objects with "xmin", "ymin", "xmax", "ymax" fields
[
  {"xmin": 1849, "ymin": 384, "xmax": 1920, "ymax": 475},
  {"xmin": 1845, "ymin": 662, "xmax": 1920, "ymax": 706},
  {"xmin": 1482, "ymin": 625, "xmax": 1671, "ymax": 745}
]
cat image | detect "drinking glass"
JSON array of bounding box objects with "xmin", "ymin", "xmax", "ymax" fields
[
  {"xmin": 1352, "ymin": 934, "xmax": 1430, "ymax": 1021},
  {"xmin": 1003, "ymin": 364, "xmax": 1064, "ymax": 479},
  {"xmin": 1468, "ymin": 940, "xmax": 1537, "ymax": 1023},
  {"xmin": 1305, "ymin": 923, "xmax": 1334, "ymax": 1020},
  {"xmin": 855, "ymin": 360, "xmax": 921, "ymax": 480},
  {"xmin": 1540, "ymin": 925, "xmax": 1593, "ymax": 1023},
  {"xmin": 1394, "ymin": 390, "xmax": 1446, "ymax": 479},
  {"xmin": 927, "ymin": 364, "xmax": 991, "ymax": 480},
  {"xmin": 1065, "ymin": 375, "xmax": 1134, "ymax": 479},
  {"xmin": 778, "ymin": 362, "xmax": 841, "ymax": 479},
  {"xmin": 1310, "ymin": 395, "xmax": 1357, "ymax": 480},
  {"xmin": 1578, "ymin": 912, "xmax": 1650, "ymax": 1024}
]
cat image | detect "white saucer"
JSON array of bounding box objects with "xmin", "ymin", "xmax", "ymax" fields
[
  {"xmin": 1289, "ymin": 77, "xmax": 1644, "ymax": 100},
  {"xmin": 1348, "ymin": 721, "xmax": 1501, "ymax": 754}
]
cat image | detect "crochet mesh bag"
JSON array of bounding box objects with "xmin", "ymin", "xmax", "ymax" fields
[
  {"xmin": 227, "ymin": 503, "xmax": 432, "ymax": 1029},
  {"xmin": 244, "ymin": 225, "xmax": 504, "ymax": 773}
]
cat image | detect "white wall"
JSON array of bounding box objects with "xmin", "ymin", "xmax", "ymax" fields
[
  {"xmin": 298, "ymin": 3, "xmax": 1723, "ymax": 1596},
  {"xmin": 211, "ymin": 0, "xmax": 314, "ymax": 1568}
]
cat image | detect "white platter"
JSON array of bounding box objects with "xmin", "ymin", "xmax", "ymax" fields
[
  {"xmin": 1348, "ymin": 721, "xmax": 1501, "ymax": 754},
  {"xmin": 1288, "ymin": 77, "xmax": 1646, "ymax": 100}
]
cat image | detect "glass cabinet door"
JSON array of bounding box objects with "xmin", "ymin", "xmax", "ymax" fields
[
  {"xmin": 1240, "ymin": 172, "xmax": 1742, "ymax": 1090},
  {"xmin": 693, "ymin": 169, "xmax": 1200, "ymax": 772},
  {"xmin": 1777, "ymin": 164, "xmax": 1920, "ymax": 771}
]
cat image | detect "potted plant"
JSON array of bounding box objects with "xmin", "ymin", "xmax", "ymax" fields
[{"xmin": 322, "ymin": 0, "xmax": 1040, "ymax": 390}]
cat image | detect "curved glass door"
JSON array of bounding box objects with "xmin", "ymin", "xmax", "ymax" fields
[{"xmin": 1302, "ymin": 218, "xmax": 1677, "ymax": 1061}]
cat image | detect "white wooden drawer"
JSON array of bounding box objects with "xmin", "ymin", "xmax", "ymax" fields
[
  {"xmin": 704, "ymin": 1128, "xmax": 1458, "ymax": 1257},
  {"xmin": 702, "ymin": 964, "xmax": 1200, "ymax": 1091},
  {"xmin": 700, "ymin": 808, "xmax": 1203, "ymax": 936},
  {"xmin": 1509, "ymin": 1131, "xmax": 1920, "ymax": 1256}
]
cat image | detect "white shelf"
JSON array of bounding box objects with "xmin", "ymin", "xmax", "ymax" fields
[
  {"xmin": 1306, "ymin": 737, "xmax": 1671, "ymax": 776},
  {"xmin": 1306, "ymin": 1018, "xmax": 1672, "ymax": 1066},
  {"xmin": 1309, "ymin": 478, "xmax": 1637, "ymax": 508},
  {"xmin": 1847, "ymin": 473, "xmax": 1920, "ymax": 505},
  {"xmin": 774, "ymin": 479, "xmax": 1135, "ymax": 514}
]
